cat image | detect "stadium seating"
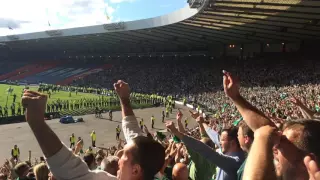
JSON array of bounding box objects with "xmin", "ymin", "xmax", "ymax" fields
[
  {"xmin": 22, "ymin": 63, "xmax": 110, "ymax": 84},
  {"xmin": 0, "ymin": 62, "xmax": 31, "ymax": 80},
  {"xmin": 8, "ymin": 62, "xmax": 59, "ymax": 81}
]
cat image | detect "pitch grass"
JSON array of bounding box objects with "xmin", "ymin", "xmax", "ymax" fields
[
  {"xmin": 0, "ymin": 84, "xmax": 153, "ymax": 117},
  {"xmin": 0, "ymin": 84, "xmax": 101, "ymax": 107},
  {"xmin": 0, "ymin": 84, "xmax": 152, "ymax": 116}
]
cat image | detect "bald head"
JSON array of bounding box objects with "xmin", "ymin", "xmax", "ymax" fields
[{"xmin": 172, "ymin": 163, "xmax": 189, "ymax": 180}]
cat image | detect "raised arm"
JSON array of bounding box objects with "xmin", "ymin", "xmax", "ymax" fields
[
  {"xmin": 243, "ymin": 125, "xmax": 279, "ymax": 180},
  {"xmin": 114, "ymin": 80, "xmax": 143, "ymax": 142},
  {"xmin": 189, "ymin": 111, "xmax": 221, "ymax": 148},
  {"xmin": 166, "ymin": 121, "xmax": 242, "ymax": 173},
  {"xmin": 22, "ymin": 91, "xmax": 62, "ymax": 158},
  {"xmin": 176, "ymin": 110, "xmax": 186, "ymax": 134},
  {"xmin": 223, "ymin": 70, "xmax": 274, "ymax": 131},
  {"xmin": 197, "ymin": 117, "xmax": 221, "ymax": 149},
  {"xmin": 290, "ymin": 97, "xmax": 316, "ymax": 119},
  {"xmin": 22, "ymin": 91, "xmax": 116, "ymax": 180}
]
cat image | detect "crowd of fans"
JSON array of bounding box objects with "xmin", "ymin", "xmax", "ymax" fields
[{"xmin": 1, "ymin": 53, "xmax": 320, "ymax": 180}]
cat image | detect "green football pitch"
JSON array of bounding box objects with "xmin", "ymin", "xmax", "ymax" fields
[
  {"xmin": 0, "ymin": 84, "xmax": 104, "ymax": 109},
  {"xmin": 0, "ymin": 84, "xmax": 153, "ymax": 117}
]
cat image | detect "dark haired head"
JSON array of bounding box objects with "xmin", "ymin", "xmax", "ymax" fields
[
  {"xmin": 222, "ymin": 127, "xmax": 240, "ymax": 149},
  {"xmin": 238, "ymin": 121, "xmax": 254, "ymax": 140},
  {"xmin": 131, "ymin": 136, "xmax": 165, "ymax": 180}
]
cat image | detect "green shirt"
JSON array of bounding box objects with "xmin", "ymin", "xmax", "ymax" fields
[
  {"xmin": 187, "ymin": 147, "xmax": 216, "ymax": 180},
  {"xmin": 237, "ymin": 159, "xmax": 247, "ymax": 180}
]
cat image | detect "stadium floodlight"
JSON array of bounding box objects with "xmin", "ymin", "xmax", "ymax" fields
[
  {"xmin": 282, "ymin": 43, "xmax": 285, "ymax": 45},
  {"xmin": 240, "ymin": 48, "xmax": 243, "ymax": 50}
]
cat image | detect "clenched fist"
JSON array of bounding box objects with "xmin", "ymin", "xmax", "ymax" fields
[
  {"xmin": 113, "ymin": 80, "xmax": 130, "ymax": 100},
  {"xmin": 21, "ymin": 90, "xmax": 47, "ymax": 123}
]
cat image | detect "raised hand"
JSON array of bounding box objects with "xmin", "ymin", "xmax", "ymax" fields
[
  {"xmin": 176, "ymin": 110, "xmax": 183, "ymax": 121},
  {"xmin": 189, "ymin": 110, "xmax": 200, "ymax": 119},
  {"xmin": 113, "ymin": 80, "xmax": 130, "ymax": 99},
  {"xmin": 196, "ymin": 116, "xmax": 205, "ymax": 124},
  {"xmin": 290, "ymin": 97, "xmax": 303, "ymax": 106},
  {"xmin": 222, "ymin": 70, "xmax": 240, "ymax": 99},
  {"xmin": 165, "ymin": 121, "xmax": 177, "ymax": 133},
  {"xmin": 21, "ymin": 91, "xmax": 47, "ymax": 123},
  {"xmin": 304, "ymin": 156, "xmax": 320, "ymax": 180}
]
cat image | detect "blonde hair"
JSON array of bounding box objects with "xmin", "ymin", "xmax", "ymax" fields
[{"xmin": 33, "ymin": 163, "xmax": 49, "ymax": 180}]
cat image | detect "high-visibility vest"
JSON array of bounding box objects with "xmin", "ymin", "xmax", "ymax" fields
[
  {"xmin": 12, "ymin": 148, "xmax": 19, "ymax": 156},
  {"xmin": 151, "ymin": 117, "xmax": 155, "ymax": 122},
  {"xmin": 116, "ymin": 128, "xmax": 121, "ymax": 133},
  {"xmin": 140, "ymin": 121, "xmax": 144, "ymax": 126},
  {"xmin": 70, "ymin": 136, "xmax": 75, "ymax": 143},
  {"xmin": 91, "ymin": 133, "xmax": 96, "ymax": 141},
  {"xmin": 86, "ymin": 149, "xmax": 93, "ymax": 154}
]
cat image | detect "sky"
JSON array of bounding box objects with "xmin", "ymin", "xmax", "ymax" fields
[{"xmin": 0, "ymin": 0, "xmax": 188, "ymax": 36}]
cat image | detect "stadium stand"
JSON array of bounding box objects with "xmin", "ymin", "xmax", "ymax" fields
[
  {"xmin": 0, "ymin": 62, "xmax": 30, "ymax": 80},
  {"xmin": 21, "ymin": 62, "xmax": 111, "ymax": 84}
]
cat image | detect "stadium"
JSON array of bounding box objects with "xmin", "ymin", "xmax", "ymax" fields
[{"xmin": 0, "ymin": 0, "xmax": 320, "ymax": 179}]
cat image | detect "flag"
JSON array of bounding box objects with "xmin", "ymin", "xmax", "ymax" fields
[
  {"xmin": 48, "ymin": 21, "xmax": 51, "ymax": 27},
  {"xmin": 104, "ymin": 6, "xmax": 110, "ymax": 21},
  {"xmin": 233, "ymin": 117, "xmax": 243, "ymax": 126},
  {"xmin": 8, "ymin": 26, "xmax": 13, "ymax": 30},
  {"xmin": 316, "ymin": 105, "xmax": 320, "ymax": 112}
]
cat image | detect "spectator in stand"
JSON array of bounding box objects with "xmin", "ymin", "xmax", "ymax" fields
[
  {"xmin": 83, "ymin": 153, "xmax": 97, "ymax": 170},
  {"xmin": 101, "ymin": 156, "xmax": 119, "ymax": 176},
  {"xmin": 172, "ymin": 163, "xmax": 189, "ymax": 180},
  {"xmin": 21, "ymin": 79, "xmax": 165, "ymax": 180},
  {"xmin": 33, "ymin": 163, "xmax": 49, "ymax": 180},
  {"xmin": 222, "ymin": 70, "xmax": 320, "ymax": 180},
  {"xmin": 236, "ymin": 121, "xmax": 254, "ymax": 179},
  {"xmin": 166, "ymin": 120, "xmax": 245, "ymax": 180},
  {"xmin": 14, "ymin": 162, "xmax": 33, "ymax": 180},
  {"xmin": 95, "ymin": 155, "xmax": 104, "ymax": 170}
]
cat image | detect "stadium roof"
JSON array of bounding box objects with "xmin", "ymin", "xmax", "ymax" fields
[{"xmin": 1, "ymin": 0, "xmax": 320, "ymax": 55}]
